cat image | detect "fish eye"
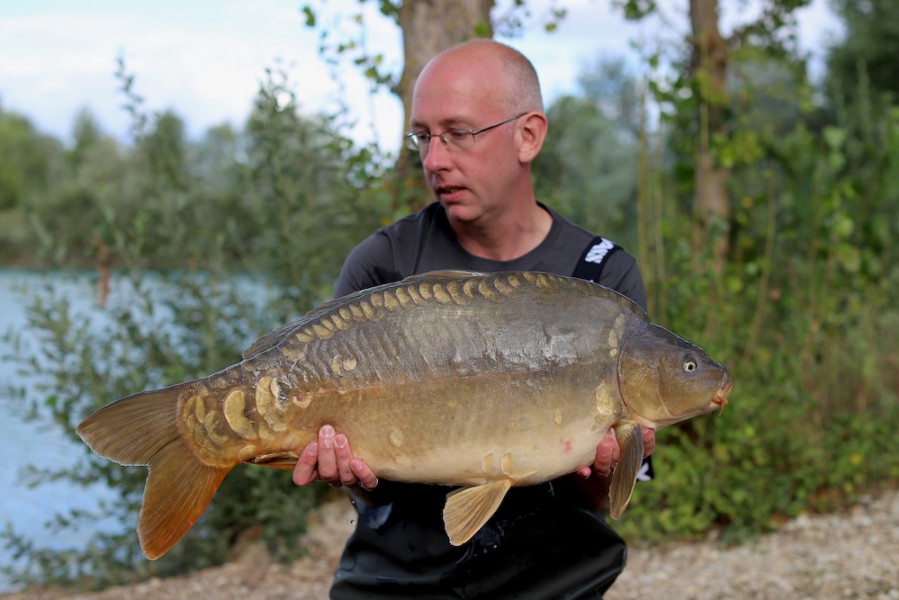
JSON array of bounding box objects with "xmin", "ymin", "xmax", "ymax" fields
[{"xmin": 683, "ymin": 356, "xmax": 698, "ymax": 372}]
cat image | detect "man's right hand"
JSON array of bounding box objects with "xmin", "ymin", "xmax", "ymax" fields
[{"xmin": 292, "ymin": 424, "xmax": 379, "ymax": 490}]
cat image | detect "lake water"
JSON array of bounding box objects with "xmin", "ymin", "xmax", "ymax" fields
[{"xmin": 0, "ymin": 270, "xmax": 123, "ymax": 591}]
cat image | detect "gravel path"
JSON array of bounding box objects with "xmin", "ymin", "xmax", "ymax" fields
[
  {"xmin": 3, "ymin": 488, "xmax": 897, "ymax": 600},
  {"xmin": 607, "ymin": 489, "xmax": 899, "ymax": 600}
]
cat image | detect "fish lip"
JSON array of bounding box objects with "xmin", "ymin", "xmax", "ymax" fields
[{"xmin": 713, "ymin": 372, "xmax": 734, "ymax": 413}]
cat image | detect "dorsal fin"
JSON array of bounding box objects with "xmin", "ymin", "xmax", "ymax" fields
[
  {"xmin": 243, "ymin": 273, "xmax": 485, "ymax": 358},
  {"xmin": 242, "ymin": 282, "xmax": 389, "ymax": 358},
  {"xmin": 407, "ymin": 270, "xmax": 485, "ymax": 279},
  {"xmin": 242, "ymin": 321, "xmax": 304, "ymax": 359}
]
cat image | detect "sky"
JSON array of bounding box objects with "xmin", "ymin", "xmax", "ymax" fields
[{"xmin": 0, "ymin": 0, "xmax": 844, "ymax": 155}]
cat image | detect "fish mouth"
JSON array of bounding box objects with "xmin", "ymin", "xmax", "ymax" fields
[{"xmin": 713, "ymin": 372, "xmax": 733, "ymax": 414}]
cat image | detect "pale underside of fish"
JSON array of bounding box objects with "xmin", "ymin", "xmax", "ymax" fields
[{"xmin": 77, "ymin": 270, "xmax": 732, "ymax": 560}]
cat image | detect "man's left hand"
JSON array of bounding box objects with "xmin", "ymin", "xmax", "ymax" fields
[{"xmin": 576, "ymin": 426, "xmax": 655, "ymax": 479}]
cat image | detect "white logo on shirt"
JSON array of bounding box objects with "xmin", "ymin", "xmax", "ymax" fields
[{"xmin": 585, "ymin": 239, "xmax": 615, "ymax": 264}]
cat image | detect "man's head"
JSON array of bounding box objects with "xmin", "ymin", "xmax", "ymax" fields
[{"xmin": 409, "ymin": 40, "xmax": 548, "ymax": 226}]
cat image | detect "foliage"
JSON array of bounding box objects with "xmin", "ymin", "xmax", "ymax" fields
[
  {"xmin": 611, "ymin": 38, "xmax": 899, "ymax": 543},
  {"xmin": 1, "ymin": 274, "xmax": 335, "ymax": 588},
  {"xmin": 826, "ymin": 0, "xmax": 899, "ymax": 105},
  {"xmin": 534, "ymin": 57, "xmax": 641, "ymax": 249},
  {"xmin": 0, "ymin": 106, "xmax": 66, "ymax": 262},
  {"xmin": 0, "ymin": 65, "xmax": 396, "ymax": 589}
]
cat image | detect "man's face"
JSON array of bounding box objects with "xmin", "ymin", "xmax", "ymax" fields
[{"xmin": 409, "ymin": 55, "xmax": 521, "ymax": 226}]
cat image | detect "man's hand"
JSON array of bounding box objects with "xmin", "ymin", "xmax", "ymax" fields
[
  {"xmin": 292, "ymin": 424, "xmax": 379, "ymax": 490},
  {"xmin": 576, "ymin": 426, "xmax": 656, "ymax": 479},
  {"xmin": 572, "ymin": 426, "xmax": 655, "ymax": 510}
]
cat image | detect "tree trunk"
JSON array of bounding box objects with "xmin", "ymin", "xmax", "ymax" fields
[
  {"xmin": 397, "ymin": 0, "xmax": 494, "ymax": 130},
  {"xmin": 392, "ymin": 0, "xmax": 494, "ymax": 209},
  {"xmin": 689, "ymin": 0, "xmax": 730, "ymax": 274}
]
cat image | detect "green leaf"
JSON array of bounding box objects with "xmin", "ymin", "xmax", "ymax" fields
[{"xmin": 300, "ymin": 5, "xmax": 316, "ymax": 27}]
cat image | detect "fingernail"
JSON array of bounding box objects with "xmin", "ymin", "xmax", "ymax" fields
[
  {"xmin": 335, "ymin": 434, "xmax": 347, "ymax": 449},
  {"xmin": 320, "ymin": 427, "xmax": 334, "ymax": 448},
  {"xmin": 599, "ymin": 444, "xmax": 612, "ymax": 458}
]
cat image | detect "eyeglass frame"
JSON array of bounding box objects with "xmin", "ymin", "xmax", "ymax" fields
[{"xmin": 404, "ymin": 113, "xmax": 529, "ymax": 154}]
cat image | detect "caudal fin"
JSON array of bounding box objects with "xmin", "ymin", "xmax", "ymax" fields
[{"xmin": 77, "ymin": 384, "xmax": 232, "ymax": 560}]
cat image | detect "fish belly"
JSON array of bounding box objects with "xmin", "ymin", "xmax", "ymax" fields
[{"xmin": 288, "ymin": 364, "xmax": 621, "ymax": 488}]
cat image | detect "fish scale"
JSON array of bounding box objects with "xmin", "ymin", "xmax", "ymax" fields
[{"xmin": 77, "ymin": 270, "xmax": 732, "ymax": 560}]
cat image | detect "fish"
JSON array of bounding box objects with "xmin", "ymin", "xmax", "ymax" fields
[{"xmin": 77, "ymin": 270, "xmax": 732, "ymax": 560}]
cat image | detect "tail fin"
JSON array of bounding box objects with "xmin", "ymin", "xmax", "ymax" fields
[{"xmin": 77, "ymin": 384, "xmax": 232, "ymax": 560}]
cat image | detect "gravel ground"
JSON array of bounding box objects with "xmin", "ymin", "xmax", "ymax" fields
[{"xmin": 3, "ymin": 487, "xmax": 897, "ymax": 600}]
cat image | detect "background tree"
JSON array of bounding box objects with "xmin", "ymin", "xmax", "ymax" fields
[
  {"xmin": 826, "ymin": 0, "xmax": 899, "ymax": 105},
  {"xmin": 0, "ymin": 106, "xmax": 65, "ymax": 262},
  {"xmin": 617, "ymin": 0, "xmax": 810, "ymax": 273},
  {"xmin": 534, "ymin": 57, "xmax": 640, "ymax": 248}
]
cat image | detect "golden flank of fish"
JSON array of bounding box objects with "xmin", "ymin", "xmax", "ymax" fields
[{"xmin": 77, "ymin": 271, "xmax": 733, "ymax": 560}]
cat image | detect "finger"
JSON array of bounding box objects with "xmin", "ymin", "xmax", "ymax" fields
[
  {"xmin": 593, "ymin": 429, "xmax": 620, "ymax": 477},
  {"xmin": 317, "ymin": 425, "xmax": 339, "ymax": 483},
  {"xmin": 333, "ymin": 434, "xmax": 358, "ymax": 487},
  {"xmin": 293, "ymin": 441, "xmax": 320, "ymax": 486},
  {"xmin": 593, "ymin": 442, "xmax": 614, "ymax": 477},
  {"xmin": 575, "ymin": 465, "xmax": 592, "ymax": 479},
  {"xmin": 350, "ymin": 458, "xmax": 379, "ymax": 490},
  {"xmin": 642, "ymin": 427, "xmax": 656, "ymax": 457}
]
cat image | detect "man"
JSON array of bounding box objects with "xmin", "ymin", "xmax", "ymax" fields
[{"xmin": 293, "ymin": 39, "xmax": 656, "ymax": 598}]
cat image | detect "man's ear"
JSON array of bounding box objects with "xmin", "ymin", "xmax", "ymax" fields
[{"xmin": 516, "ymin": 112, "xmax": 548, "ymax": 163}]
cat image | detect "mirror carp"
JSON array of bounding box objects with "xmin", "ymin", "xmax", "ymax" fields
[{"xmin": 77, "ymin": 271, "xmax": 732, "ymax": 559}]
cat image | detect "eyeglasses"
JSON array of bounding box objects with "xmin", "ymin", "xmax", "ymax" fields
[{"xmin": 404, "ymin": 113, "xmax": 527, "ymax": 155}]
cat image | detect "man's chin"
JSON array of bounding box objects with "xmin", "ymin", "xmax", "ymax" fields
[{"xmin": 441, "ymin": 201, "xmax": 480, "ymax": 224}]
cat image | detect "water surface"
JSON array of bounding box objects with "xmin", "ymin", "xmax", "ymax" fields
[{"xmin": 0, "ymin": 270, "xmax": 122, "ymax": 591}]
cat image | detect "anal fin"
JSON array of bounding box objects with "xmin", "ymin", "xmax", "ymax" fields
[
  {"xmin": 443, "ymin": 480, "xmax": 512, "ymax": 546},
  {"xmin": 609, "ymin": 421, "xmax": 644, "ymax": 519}
]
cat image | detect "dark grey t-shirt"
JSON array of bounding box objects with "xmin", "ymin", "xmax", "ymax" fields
[
  {"xmin": 330, "ymin": 202, "xmax": 646, "ymax": 599},
  {"xmin": 335, "ymin": 202, "xmax": 646, "ymax": 311}
]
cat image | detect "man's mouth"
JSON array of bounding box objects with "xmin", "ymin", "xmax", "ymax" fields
[{"xmin": 436, "ymin": 185, "xmax": 464, "ymax": 199}]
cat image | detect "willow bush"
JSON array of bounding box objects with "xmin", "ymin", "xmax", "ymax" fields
[{"xmin": 1, "ymin": 69, "xmax": 396, "ymax": 589}]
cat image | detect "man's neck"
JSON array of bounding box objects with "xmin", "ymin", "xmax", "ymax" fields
[{"xmin": 450, "ymin": 202, "xmax": 553, "ymax": 262}]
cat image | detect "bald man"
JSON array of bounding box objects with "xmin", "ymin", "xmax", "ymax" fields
[{"xmin": 294, "ymin": 40, "xmax": 656, "ymax": 599}]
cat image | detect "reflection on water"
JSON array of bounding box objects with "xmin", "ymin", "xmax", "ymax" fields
[{"xmin": 0, "ymin": 270, "xmax": 122, "ymax": 591}]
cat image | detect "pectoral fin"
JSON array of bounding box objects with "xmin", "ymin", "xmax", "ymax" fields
[
  {"xmin": 443, "ymin": 480, "xmax": 512, "ymax": 546},
  {"xmin": 609, "ymin": 421, "xmax": 644, "ymax": 519},
  {"xmin": 249, "ymin": 451, "xmax": 300, "ymax": 470}
]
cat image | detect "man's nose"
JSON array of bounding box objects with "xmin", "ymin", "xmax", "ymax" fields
[{"xmin": 422, "ymin": 137, "xmax": 451, "ymax": 172}]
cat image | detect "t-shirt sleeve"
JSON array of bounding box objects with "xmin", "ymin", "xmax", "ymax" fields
[{"xmin": 333, "ymin": 231, "xmax": 399, "ymax": 298}]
